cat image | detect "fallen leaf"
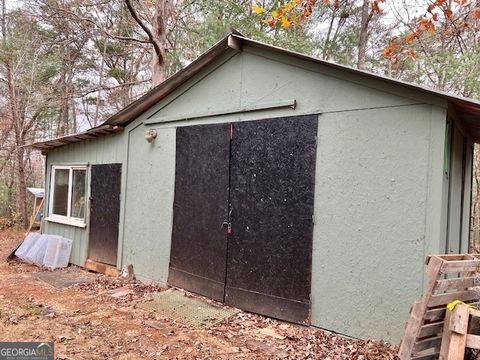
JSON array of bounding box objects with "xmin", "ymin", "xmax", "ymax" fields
[{"xmin": 258, "ymin": 326, "xmax": 286, "ymax": 340}]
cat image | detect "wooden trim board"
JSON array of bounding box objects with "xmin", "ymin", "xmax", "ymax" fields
[{"xmin": 85, "ymin": 259, "xmax": 120, "ymax": 277}]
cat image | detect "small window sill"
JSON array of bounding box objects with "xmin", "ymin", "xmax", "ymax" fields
[{"xmin": 45, "ymin": 216, "xmax": 86, "ymax": 228}]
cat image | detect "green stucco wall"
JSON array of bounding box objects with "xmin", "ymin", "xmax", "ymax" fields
[
  {"xmin": 311, "ymin": 104, "xmax": 446, "ymax": 341},
  {"xmin": 41, "ymin": 45, "xmax": 469, "ymax": 343},
  {"xmin": 445, "ymin": 117, "xmax": 473, "ymax": 254},
  {"xmin": 121, "ymin": 125, "xmax": 176, "ymax": 283},
  {"xmin": 44, "ymin": 133, "xmax": 127, "ymax": 267}
]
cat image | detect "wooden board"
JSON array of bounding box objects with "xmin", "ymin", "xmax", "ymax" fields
[
  {"xmin": 399, "ymin": 254, "xmax": 480, "ymax": 360},
  {"xmin": 168, "ymin": 123, "xmax": 230, "ymax": 302},
  {"xmin": 439, "ymin": 303, "xmax": 472, "ymax": 359},
  {"xmin": 88, "ymin": 164, "xmax": 122, "ymax": 266},
  {"xmin": 398, "ymin": 256, "xmax": 443, "ymax": 359},
  {"xmin": 85, "ymin": 259, "xmax": 120, "ymax": 277},
  {"xmin": 225, "ymin": 116, "xmax": 317, "ymax": 325},
  {"xmin": 6, "ymin": 198, "xmax": 44, "ymax": 261}
]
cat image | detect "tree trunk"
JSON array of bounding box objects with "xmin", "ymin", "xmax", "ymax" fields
[
  {"xmin": 3, "ymin": 0, "xmax": 29, "ymax": 227},
  {"xmin": 323, "ymin": 9, "xmax": 337, "ymax": 60},
  {"xmin": 151, "ymin": 0, "xmax": 169, "ymax": 86},
  {"xmin": 15, "ymin": 141, "xmax": 28, "ymax": 227},
  {"xmin": 357, "ymin": 0, "xmax": 370, "ymax": 69},
  {"xmin": 124, "ymin": 0, "xmax": 170, "ymax": 87},
  {"xmin": 5, "ymin": 61, "xmax": 29, "ymax": 227}
]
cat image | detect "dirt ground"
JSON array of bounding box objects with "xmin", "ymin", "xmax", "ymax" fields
[{"xmin": 0, "ymin": 229, "xmax": 397, "ymax": 359}]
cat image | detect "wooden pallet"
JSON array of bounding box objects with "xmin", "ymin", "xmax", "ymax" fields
[
  {"xmin": 439, "ymin": 302, "xmax": 480, "ymax": 359},
  {"xmin": 398, "ymin": 254, "xmax": 480, "ymax": 360}
]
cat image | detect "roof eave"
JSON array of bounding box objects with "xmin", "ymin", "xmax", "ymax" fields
[{"xmin": 29, "ymin": 124, "xmax": 123, "ymax": 152}]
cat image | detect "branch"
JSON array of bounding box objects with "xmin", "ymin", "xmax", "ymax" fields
[
  {"xmin": 124, "ymin": 0, "xmax": 164, "ymax": 65},
  {"xmin": 75, "ymin": 79, "xmax": 151, "ymax": 98},
  {"xmin": 44, "ymin": 5, "xmax": 152, "ymax": 44}
]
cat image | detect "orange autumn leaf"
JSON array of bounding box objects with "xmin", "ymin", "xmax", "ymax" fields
[
  {"xmin": 281, "ymin": 16, "xmax": 293, "ymax": 28},
  {"xmin": 281, "ymin": 2, "xmax": 294, "ymax": 12},
  {"xmin": 405, "ymin": 32, "xmax": 418, "ymax": 43},
  {"xmin": 263, "ymin": 17, "xmax": 276, "ymax": 26},
  {"xmin": 407, "ymin": 49, "xmax": 417, "ymax": 61},
  {"xmin": 263, "ymin": 0, "xmax": 318, "ymax": 29},
  {"xmin": 474, "ymin": 8, "xmax": 480, "ymax": 19},
  {"xmin": 443, "ymin": 7, "xmax": 453, "ymax": 19},
  {"xmin": 383, "ymin": 43, "xmax": 397, "ymax": 59},
  {"xmin": 418, "ymin": 18, "xmax": 436, "ymax": 32},
  {"xmin": 371, "ymin": 0, "xmax": 385, "ymax": 14}
]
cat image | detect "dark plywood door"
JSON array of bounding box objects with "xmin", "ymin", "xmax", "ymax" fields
[
  {"xmin": 88, "ymin": 163, "xmax": 122, "ymax": 266},
  {"xmin": 225, "ymin": 116, "xmax": 318, "ymax": 324},
  {"xmin": 168, "ymin": 123, "xmax": 231, "ymax": 302}
]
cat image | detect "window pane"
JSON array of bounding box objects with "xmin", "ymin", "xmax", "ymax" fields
[
  {"xmin": 52, "ymin": 169, "xmax": 69, "ymax": 216},
  {"xmin": 71, "ymin": 169, "xmax": 86, "ymax": 219}
]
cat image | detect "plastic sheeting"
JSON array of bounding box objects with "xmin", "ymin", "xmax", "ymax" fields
[
  {"xmin": 15, "ymin": 232, "xmax": 41, "ymax": 260},
  {"xmin": 15, "ymin": 233, "xmax": 73, "ymax": 269}
]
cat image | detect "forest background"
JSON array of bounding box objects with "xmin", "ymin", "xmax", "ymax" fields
[{"xmin": 1, "ymin": 0, "xmax": 480, "ymax": 245}]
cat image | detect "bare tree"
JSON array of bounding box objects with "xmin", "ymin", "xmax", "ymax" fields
[
  {"xmin": 1, "ymin": 0, "xmax": 39, "ymax": 226},
  {"xmin": 357, "ymin": 0, "xmax": 371, "ymax": 69},
  {"xmin": 124, "ymin": 0, "xmax": 178, "ymax": 86}
]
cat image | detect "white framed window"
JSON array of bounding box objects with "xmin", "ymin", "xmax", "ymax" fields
[{"xmin": 47, "ymin": 165, "xmax": 87, "ymax": 227}]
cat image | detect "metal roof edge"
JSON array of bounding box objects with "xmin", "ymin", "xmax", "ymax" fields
[{"xmin": 28, "ymin": 124, "xmax": 123, "ymax": 152}]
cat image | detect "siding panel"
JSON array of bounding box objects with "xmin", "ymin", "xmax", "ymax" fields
[
  {"xmin": 44, "ymin": 132, "xmax": 126, "ymax": 267},
  {"xmin": 310, "ymin": 104, "xmax": 440, "ymax": 341},
  {"xmin": 122, "ymin": 127, "xmax": 176, "ymax": 284}
]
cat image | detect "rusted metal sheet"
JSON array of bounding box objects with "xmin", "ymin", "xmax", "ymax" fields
[
  {"xmin": 88, "ymin": 163, "xmax": 122, "ymax": 266},
  {"xmin": 29, "ymin": 125, "xmax": 123, "ymax": 151},
  {"xmin": 225, "ymin": 116, "xmax": 318, "ymax": 324},
  {"xmin": 168, "ymin": 124, "xmax": 230, "ymax": 302}
]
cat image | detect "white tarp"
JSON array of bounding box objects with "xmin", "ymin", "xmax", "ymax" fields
[
  {"xmin": 15, "ymin": 232, "xmax": 41, "ymax": 261},
  {"xmin": 43, "ymin": 236, "xmax": 73, "ymax": 269},
  {"xmin": 15, "ymin": 233, "xmax": 73, "ymax": 269}
]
